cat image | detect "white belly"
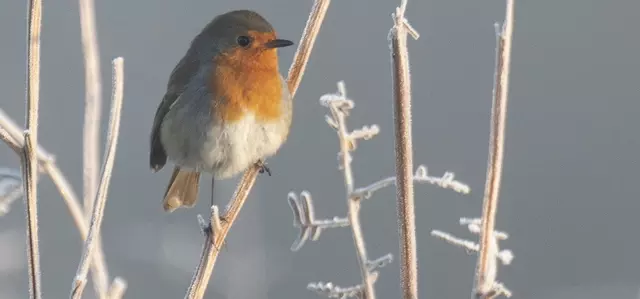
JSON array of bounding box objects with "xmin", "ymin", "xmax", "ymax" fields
[{"xmin": 159, "ymin": 85, "xmax": 291, "ymax": 179}]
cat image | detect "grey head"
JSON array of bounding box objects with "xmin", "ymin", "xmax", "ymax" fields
[{"xmin": 189, "ymin": 10, "xmax": 294, "ymax": 59}]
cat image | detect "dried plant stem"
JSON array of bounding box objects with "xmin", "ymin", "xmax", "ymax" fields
[
  {"xmin": 474, "ymin": 1, "xmax": 514, "ymax": 298},
  {"xmin": 286, "ymin": 0, "xmax": 330, "ymax": 97},
  {"xmin": 182, "ymin": 1, "xmax": 330, "ymax": 297},
  {"xmin": 71, "ymin": 58, "xmax": 125, "ymax": 299},
  {"xmin": 184, "ymin": 170, "xmax": 259, "ymax": 299},
  {"xmin": 389, "ymin": 0, "xmax": 419, "ymax": 298},
  {"xmin": 22, "ymin": 0, "xmax": 43, "ymax": 297},
  {"xmin": 78, "ymin": 0, "xmax": 109, "ymax": 295},
  {"xmin": 0, "ymin": 126, "xmax": 21, "ymax": 154},
  {"xmin": 79, "ymin": 0, "xmax": 102, "ymax": 217},
  {"xmin": 335, "ymin": 104, "xmax": 375, "ymax": 299},
  {"xmin": 0, "ymin": 110, "xmax": 89, "ymax": 238},
  {"xmin": 0, "ymin": 108, "xmax": 126, "ymax": 297}
]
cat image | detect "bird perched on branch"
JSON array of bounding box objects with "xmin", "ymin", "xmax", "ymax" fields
[{"xmin": 149, "ymin": 10, "xmax": 294, "ymax": 212}]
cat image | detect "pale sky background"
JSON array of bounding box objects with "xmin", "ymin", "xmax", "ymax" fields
[{"xmin": 1, "ymin": 0, "xmax": 639, "ymax": 298}]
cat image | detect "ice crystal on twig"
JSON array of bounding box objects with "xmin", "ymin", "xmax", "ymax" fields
[{"xmin": 288, "ymin": 191, "xmax": 350, "ymax": 251}]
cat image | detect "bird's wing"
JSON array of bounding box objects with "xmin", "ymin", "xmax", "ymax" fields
[{"xmin": 149, "ymin": 53, "xmax": 200, "ymax": 171}]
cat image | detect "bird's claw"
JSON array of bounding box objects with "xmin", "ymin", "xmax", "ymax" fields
[{"xmin": 256, "ymin": 160, "xmax": 271, "ymax": 176}]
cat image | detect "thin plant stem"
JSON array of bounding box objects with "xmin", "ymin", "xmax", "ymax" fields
[
  {"xmin": 71, "ymin": 58, "xmax": 125, "ymax": 299},
  {"xmin": 22, "ymin": 0, "xmax": 43, "ymax": 297},
  {"xmin": 334, "ymin": 101, "xmax": 375, "ymax": 299},
  {"xmin": 286, "ymin": 0, "xmax": 331, "ymax": 98},
  {"xmin": 474, "ymin": 1, "xmax": 514, "ymax": 298},
  {"xmin": 0, "ymin": 109, "xmax": 89, "ymax": 237},
  {"xmin": 78, "ymin": 0, "xmax": 109, "ymax": 294},
  {"xmin": 0, "ymin": 126, "xmax": 21, "ymax": 154},
  {"xmin": 0, "ymin": 109, "xmax": 128, "ymax": 296},
  {"xmin": 79, "ymin": 0, "xmax": 102, "ymax": 218},
  {"xmin": 389, "ymin": 0, "xmax": 419, "ymax": 298},
  {"xmin": 184, "ymin": 170, "xmax": 259, "ymax": 299},
  {"xmin": 182, "ymin": 1, "xmax": 331, "ymax": 298}
]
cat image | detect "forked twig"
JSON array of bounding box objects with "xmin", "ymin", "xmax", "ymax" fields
[
  {"xmin": 328, "ymin": 82, "xmax": 377, "ymax": 299},
  {"xmin": 182, "ymin": 2, "xmax": 331, "ymax": 298},
  {"xmin": 288, "ymin": 191, "xmax": 350, "ymax": 251},
  {"xmin": 23, "ymin": 0, "xmax": 43, "ymax": 297},
  {"xmin": 473, "ymin": 1, "xmax": 515, "ymax": 298},
  {"xmin": 71, "ymin": 58, "xmax": 125, "ymax": 299},
  {"xmin": 388, "ymin": 0, "xmax": 419, "ymax": 297}
]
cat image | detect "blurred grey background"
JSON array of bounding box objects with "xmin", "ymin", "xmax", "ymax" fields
[{"xmin": 1, "ymin": 0, "xmax": 639, "ymax": 298}]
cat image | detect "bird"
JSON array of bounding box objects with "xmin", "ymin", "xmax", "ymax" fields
[{"xmin": 149, "ymin": 9, "xmax": 294, "ymax": 212}]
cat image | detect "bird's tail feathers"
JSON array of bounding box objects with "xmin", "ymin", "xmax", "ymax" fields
[{"xmin": 163, "ymin": 166, "xmax": 201, "ymax": 212}]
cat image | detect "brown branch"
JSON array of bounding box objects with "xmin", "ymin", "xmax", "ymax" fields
[
  {"xmin": 22, "ymin": 0, "xmax": 43, "ymax": 297},
  {"xmin": 285, "ymin": 0, "xmax": 331, "ymax": 98},
  {"xmin": 474, "ymin": 0, "xmax": 515, "ymax": 298},
  {"xmin": 182, "ymin": 1, "xmax": 331, "ymax": 298},
  {"xmin": 389, "ymin": 0, "xmax": 419, "ymax": 298}
]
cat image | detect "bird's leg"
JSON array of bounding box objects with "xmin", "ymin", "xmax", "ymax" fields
[
  {"xmin": 206, "ymin": 176, "xmax": 228, "ymax": 251},
  {"xmin": 255, "ymin": 159, "xmax": 272, "ymax": 176},
  {"xmin": 210, "ymin": 176, "xmax": 215, "ymax": 208}
]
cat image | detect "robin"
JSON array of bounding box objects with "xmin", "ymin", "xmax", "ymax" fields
[{"xmin": 149, "ymin": 10, "xmax": 294, "ymax": 212}]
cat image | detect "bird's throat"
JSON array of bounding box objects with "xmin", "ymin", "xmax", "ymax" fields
[{"xmin": 210, "ymin": 58, "xmax": 282, "ymax": 124}]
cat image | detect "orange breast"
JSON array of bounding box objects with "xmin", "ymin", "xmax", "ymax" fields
[{"xmin": 210, "ymin": 49, "xmax": 283, "ymax": 123}]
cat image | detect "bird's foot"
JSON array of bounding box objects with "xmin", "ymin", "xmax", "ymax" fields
[
  {"xmin": 205, "ymin": 216, "xmax": 229, "ymax": 252},
  {"xmin": 255, "ymin": 160, "xmax": 271, "ymax": 176}
]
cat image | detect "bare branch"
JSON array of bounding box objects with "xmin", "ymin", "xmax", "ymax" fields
[
  {"xmin": 388, "ymin": 0, "xmax": 419, "ymax": 297},
  {"xmin": 78, "ymin": 0, "xmax": 108, "ymax": 294},
  {"xmin": 23, "ymin": 0, "xmax": 43, "ymax": 296},
  {"xmin": 0, "ymin": 126, "xmax": 21, "ymax": 154},
  {"xmin": 308, "ymin": 272, "xmax": 380, "ymax": 299},
  {"xmin": 22, "ymin": 132, "xmax": 42, "ymax": 299},
  {"xmin": 71, "ymin": 57, "xmax": 125, "ymax": 299},
  {"xmin": 473, "ymin": 1, "xmax": 515, "ymax": 298},
  {"xmin": 78, "ymin": 0, "xmax": 102, "ymax": 221},
  {"xmin": 352, "ymin": 165, "xmax": 470, "ymax": 200},
  {"xmin": 288, "ymin": 191, "xmax": 349, "ymax": 251},
  {"xmin": 0, "ymin": 109, "xmax": 118, "ymax": 293},
  {"xmin": 286, "ymin": 0, "xmax": 331, "ymax": 97},
  {"xmin": 184, "ymin": 169, "xmax": 259, "ymax": 299},
  {"xmin": 182, "ymin": 1, "xmax": 330, "ymax": 297},
  {"xmin": 323, "ymin": 81, "xmax": 377, "ymax": 299},
  {"xmin": 367, "ymin": 254, "xmax": 394, "ymax": 272}
]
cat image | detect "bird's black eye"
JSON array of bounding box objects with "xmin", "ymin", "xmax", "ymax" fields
[{"xmin": 236, "ymin": 36, "xmax": 252, "ymax": 47}]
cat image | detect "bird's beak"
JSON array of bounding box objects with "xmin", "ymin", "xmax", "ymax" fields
[{"xmin": 264, "ymin": 38, "xmax": 294, "ymax": 49}]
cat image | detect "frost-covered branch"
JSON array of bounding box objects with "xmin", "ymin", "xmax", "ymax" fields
[
  {"xmin": 388, "ymin": 0, "xmax": 420, "ymax": 297},
  {"xmin": 71, "ymin": 57, "xmax": 125, "ymax": 299},
  {"xmin": 431, "ymin": 1, "xmax": 515, "ymax": 298},
  {"xmin": 322, "ymin": 82, "xmax": 379, "ymax": 299},
  {"xmin": 352, "ymin": 165, "xmax": 470, "ymax": 200},
  {"xmin": 288, "ymin": 191, "xmax": 349, "ymax": 251},
  {"xmin": 23, "ymin": 0, "xmax": 43, "ymax": 296}
]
